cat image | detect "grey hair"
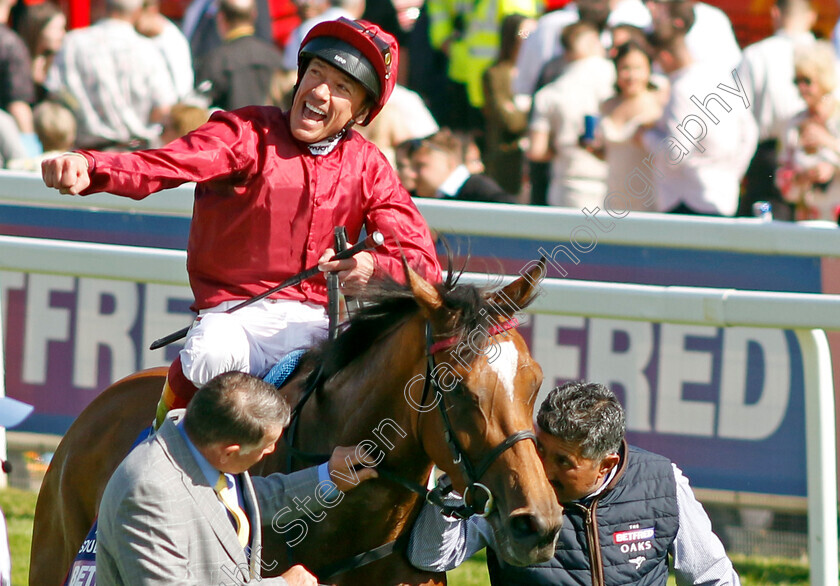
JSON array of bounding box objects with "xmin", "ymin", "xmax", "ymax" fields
[
  {"xmin": 184, "ymin": 371, "xmax": 291, "ymax": 449},
  {"xmin": 536, "ymin": 381, "xmax": 625, "ymax": 461}
]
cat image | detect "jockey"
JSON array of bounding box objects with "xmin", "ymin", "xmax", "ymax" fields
[{"xmin": 41, "ymin": 18, "xmax": 442, "ymax": 427}]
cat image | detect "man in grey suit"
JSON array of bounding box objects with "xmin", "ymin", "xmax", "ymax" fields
[{"xmin": 97, "ymin": 371, "xmax": 377, "ymax": 585}]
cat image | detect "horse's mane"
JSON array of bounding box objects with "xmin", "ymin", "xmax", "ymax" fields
[{"xmin": 302, "ymin": 259, "xmax": 533, "ymax": 394}]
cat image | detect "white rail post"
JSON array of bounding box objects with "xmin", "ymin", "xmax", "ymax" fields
[
  {"xmin": 794, "ymin": 329, "xmax": 838, "ymax": 586},
  {"xmin": 0, "ymin": 273, "xmax": 7, "ymax": 490}
]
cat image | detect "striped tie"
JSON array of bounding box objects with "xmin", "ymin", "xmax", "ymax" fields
[{"xmin": 214, "ymin": 473, "xmax": 250, "ymax": 548}]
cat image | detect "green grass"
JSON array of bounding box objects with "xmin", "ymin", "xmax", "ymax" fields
[
  {"xmin": 446, "ymin": 550, "xmax": 814, "ymax": 586},
  {"xmin": 730, "ymin": 554, "xmax": 811, "ymax": 585},
  {"xmin": 0, "ymin": 488, "xmax": 817, "ymax": 586},
  {"xmin": 448, "ymin": 549, "xmax": 489, "ymax": 586},
  {"xmin": 0, "ymin": 487, "xmax": 37, "ymax": 586}
]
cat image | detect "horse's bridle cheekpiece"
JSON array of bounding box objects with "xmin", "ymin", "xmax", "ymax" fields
[{"xmin": 419, "ymin": 320, "xmax": 537, "ymax": 519}]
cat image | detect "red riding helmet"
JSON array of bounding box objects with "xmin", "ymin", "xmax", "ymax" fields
[{"xmin": 297, "ymin": 17, "xmax": 399, "ymax": 126}]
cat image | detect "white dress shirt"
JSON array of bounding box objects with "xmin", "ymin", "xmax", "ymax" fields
[
  {"xmin": 684, "ymin": 3, "xmax": 742, "ymax": 74},
  {"xmin": 45, "ymin": 19, "xmax": 178, "ymax": 148},
  {"xmin": 642, "ymin": 61, "xmax": 758, "ymax": 216}
]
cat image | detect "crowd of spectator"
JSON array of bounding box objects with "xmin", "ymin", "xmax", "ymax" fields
[{"xmin": 1, "ymin": 0, "xmax": 839, "ymax": 223}]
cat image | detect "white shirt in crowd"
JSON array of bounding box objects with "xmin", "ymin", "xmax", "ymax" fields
[
  {"xmin": 684, "ymin": 2, "xmax": 742, "ymax": 74},
  {"xmin": 150, "ymin": 17, "xmax": 195, "ymax": 100},
  {"xmin": 513, "ymin": 0, "xmax": 651, "ymax": 97},
  {"xmin": 737, "ymin": 30, "xmax": 814, "ymax": 142},
  {"xmin": 530, "ymin": 55, "xmax": 616, "ymax": 209},
  {"xmin": 45, "ymin": 19, "xmax": 179, "ymax": 148},
  {"xmin": 642, "ymin": 61, "xmax": 758, "ymax": 216}
]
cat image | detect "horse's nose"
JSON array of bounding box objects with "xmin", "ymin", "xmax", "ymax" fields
[{"xmin": 509, "ymin": 512, "xmax": 561, "ymax": 547}]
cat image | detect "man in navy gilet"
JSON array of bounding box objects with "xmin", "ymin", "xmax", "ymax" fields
[{"xmin": 408, "ymin": 381, "xmax": 741, "ymax": 586}]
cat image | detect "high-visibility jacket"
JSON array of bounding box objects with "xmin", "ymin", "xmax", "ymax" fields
[
  {"xmin": 427, "ymin": 0, "xmax": 474, "ymax": 84},
  {"xmin": 464, "ymin": 0, "xmax": 538, "ymax": 107},
  {"xmin": 429, "ymin": 0, "xmax": 539, "ymax": 107}
]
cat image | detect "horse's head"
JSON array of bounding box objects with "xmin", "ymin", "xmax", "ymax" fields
[{"xmin": 405, "ymin": 260, "xmax": 562, "ymax": 566}]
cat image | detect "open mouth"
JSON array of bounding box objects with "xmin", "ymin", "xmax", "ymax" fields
[{"xmin": 303, "ymin": 102, "xmax": 327, "ymax": 122}]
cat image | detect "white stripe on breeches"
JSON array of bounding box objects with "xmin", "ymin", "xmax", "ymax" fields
[{"xmin": 179, "ymin": 298, "xmax": 329, "ymax": 386}]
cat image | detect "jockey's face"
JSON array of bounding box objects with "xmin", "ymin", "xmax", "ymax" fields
[{"xmin": 290, "ymin": 58, "xmax": 370, "ymax": 144}]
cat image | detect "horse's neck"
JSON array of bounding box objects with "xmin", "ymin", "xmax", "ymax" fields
[{"xmin": 303, "ymin": 317, "xmax": 430, "ymax": 469}]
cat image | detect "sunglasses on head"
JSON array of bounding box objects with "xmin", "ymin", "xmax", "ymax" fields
[{"xmin": 343, "ymin": 19, "xmax": 392, "ymax": 79}]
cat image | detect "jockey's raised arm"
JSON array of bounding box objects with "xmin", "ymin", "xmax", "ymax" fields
[{"xmin": 40, "ymin": 17, "xmax": 441, "ymax": 427}]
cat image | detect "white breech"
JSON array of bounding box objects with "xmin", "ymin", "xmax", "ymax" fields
[{"xmin": 179, "ymin": 298, "xmax": 329, "ymax": 386}]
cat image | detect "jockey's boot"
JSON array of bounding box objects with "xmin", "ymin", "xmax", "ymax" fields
[{"xmin": 154, "ymin": 356, "xmax": 198, "ymax": 429}]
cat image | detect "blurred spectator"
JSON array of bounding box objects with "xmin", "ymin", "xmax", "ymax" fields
[
  {"xmin": 426, "ymin": 0, "xmax": 537, "ymax": 133},
  {"xmin": 590, "ymin": 39, "xmax": 665, "ymax": 211},
  {"xmin": 0, "ymin": 396, "xmax": 34, "ymax": 586},
  {"xmin": 45, "ymin": 0, "xmax": 179, "ymax": 150},
  {"xmin": 0, "ymin": 0, "xmax": 34, "ymax": 136},
  {"xmin": 159, "ymin": 101, "xmax": 209, "ymax": 144},
  {"xmin": 528, "ymin": 21, "xmax": 615, "ymax": 208},
  {"xmin": 412, "ymin": 128, "xmax": 517, "ymax": 202},
  {"xmin": 196, "ymin": 0, "xmax": 283, "ymax": 110},
  {"xmin": 518, "ymin": 1, "xmax": 649, "ymax": 207},
  {"xmin": 513, "ymin": 0, "xmax": 651, "ymax": 99},
  {"xmin": 136, "ymin": 0, "xmax": 195, "ymax": 100},
  {"xmin": 356, "ymin": 83, "xmax": 439, "ymax": 166},
  {"xmin": 7, "ymin": 100, "xmax": 76, "ymax": 170},
  {"xmin": 449, "ymin": 129, "xmax": 485, "ymax": 174},
  {"xmin": 777, "ymin": 41, "xmax": 840, "ymax": 222},
  {"xmin": 645, "ymin": 0, "xmax": 741, "ymax": 73},
  {"xmin": 641, "ymin": 28, "xmax": 757, "ymax": 216},
  {"xmin": 0, "ymin": 107, "xmax": 26, "ymax": 166},
  {"xmin": 481, "ymin": 14, "xmax": 535, "ymax": 196},
  {"xmin": 404, "ymin": 3, "xmax": 449, "ymax": 118},
  {"xmin": 736, "ymin": 0, "xmax": 816, "ymax": 221},
  {"xmin": 17, "ymin": 1, "xmax": 65, "ymax": 103},
  {"xmin": 610, "ymin": 21, "xmax": 648, "ymax": 48},
  {"xmin": 181, "ymin": 0, "xmax": 275, "ymax": 70},
  {"xmin": 395, "ymin": 136, "xmax": 421, "ymax": 195},
  {"xmin": 282, "ymin": 0, "xmax": 357, "ymax": 72},
  {"xmin": 362, "ymin": 0, "xmax": 403, "ymax": 45}
]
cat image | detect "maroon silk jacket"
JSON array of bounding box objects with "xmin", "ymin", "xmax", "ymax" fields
[{"xmin": 79, "ymin": 106, "xmax": 442, "ymax": 311}]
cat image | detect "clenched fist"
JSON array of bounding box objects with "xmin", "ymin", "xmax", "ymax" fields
[{"xmin": 41, "ymin": 153, "xmax": 91, "ymax": 195}]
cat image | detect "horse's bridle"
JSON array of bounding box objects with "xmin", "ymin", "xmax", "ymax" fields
[
  {"xmin": 417, "ymin": 320, "xmax": 537, "ymax": 519},
  {"xmin": 282, "ymin": 317, "xmax": 538, "ymax": 580}
]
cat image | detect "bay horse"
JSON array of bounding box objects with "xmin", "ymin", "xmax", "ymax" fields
[{"xmin": 30, "ymin": 261, "xmax": 562, "ymax": 585}]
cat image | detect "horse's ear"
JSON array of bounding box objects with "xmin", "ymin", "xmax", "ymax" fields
[
  {"xmin": 489, "ymin": 257, "xmax": 546, "ymax": 312},
  {"xmin": 403, "ymin": 256, "xmax": 444, "ymax": 318}
]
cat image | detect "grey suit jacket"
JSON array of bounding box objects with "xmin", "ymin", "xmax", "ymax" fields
[{"xmin": 96, "ymin": 411, "xmax": 323, "ymax": 585}]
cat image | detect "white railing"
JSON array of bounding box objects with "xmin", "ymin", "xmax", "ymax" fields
[
  {"xmin": 0, "ymin": 234, "xmax": 837, "ymax": 584},
  {"xmin": 2, "ymin": 170, "xmax": 840, "ymax": 257}
]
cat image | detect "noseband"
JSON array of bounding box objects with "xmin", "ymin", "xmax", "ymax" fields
[{"xmin": 419, "ymin": 320, "xmax": 537, "ymax": 519}]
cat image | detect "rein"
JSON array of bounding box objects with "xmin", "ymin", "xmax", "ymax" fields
[{"xmin": 281, "ymin": 316, "xmax": 534, "ymax": 580}]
